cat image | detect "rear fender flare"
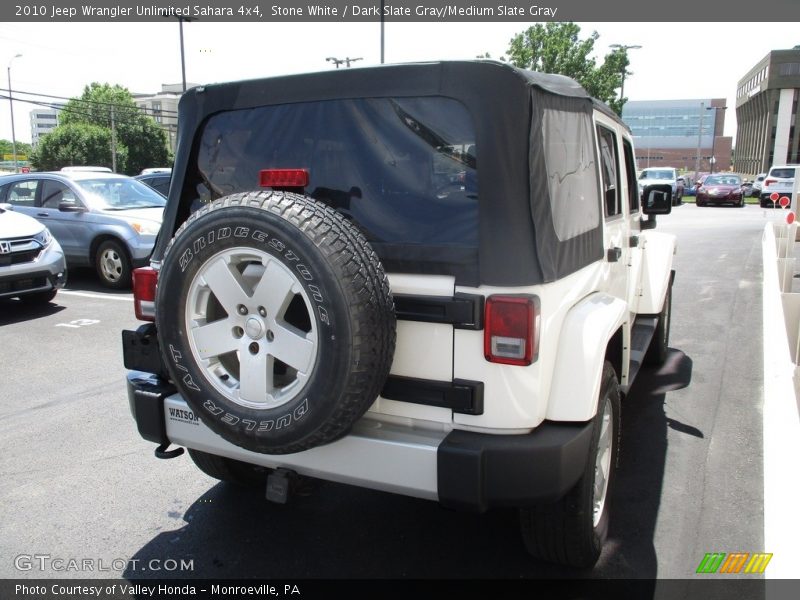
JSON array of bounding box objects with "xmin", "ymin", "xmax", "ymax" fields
[{"xmin": 546, "ymin": 293, "xmax": 627, "ymax": 422}]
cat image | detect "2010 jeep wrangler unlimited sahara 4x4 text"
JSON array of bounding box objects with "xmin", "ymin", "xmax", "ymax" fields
[{"xmin": 122, "ymin": 61, "xmax": 676, "ymax": 569}]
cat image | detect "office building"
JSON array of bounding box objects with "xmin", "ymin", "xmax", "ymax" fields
[
  {"xmin": 734, "ymin": 47, "xmax": 800, "ymax": 175},
  {"xmin": 622, "ymin": 99, "xmax": 732, "ymax": 173}
]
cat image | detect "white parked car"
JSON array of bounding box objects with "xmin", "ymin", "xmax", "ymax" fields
[
  {"xmin": 0, "ymin": 203, "xmax": 67, "ymax": 303},
  {"xmin": 760, "ymin": 165, "xmax": 798, "ymax": 207}
]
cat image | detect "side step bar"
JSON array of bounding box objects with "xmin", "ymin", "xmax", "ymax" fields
[{"xmin": 622, "ymin": 316, "xmax": 658, "ymax": 394}]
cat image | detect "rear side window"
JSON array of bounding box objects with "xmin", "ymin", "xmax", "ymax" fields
[
  {"xmin": 540, "ymin": 107, "xmax": 600, "ymax": 240},
  {"xmin": 191, "ymin": 97, "xmax": 478, "ymax": 249},
  {"xmin": 6, "ymin": 180, "xmax": 39, "ymax": 207}
]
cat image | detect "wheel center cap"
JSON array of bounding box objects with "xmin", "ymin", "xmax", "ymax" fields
[{"xmin": 244, "ymin": 317, "xmax": 264, "ymax": 339}]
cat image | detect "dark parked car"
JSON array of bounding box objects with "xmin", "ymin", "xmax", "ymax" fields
[
  {"xmin": 695, "ymin": 174, "xmax": 745, "ymax": 207},
  {"xmin": 0, "ymin": 171, "xmax": 165, "ymax": 288},
  {"xmin": 134, "ymin": 171, "xmax": 171, "ymax": 197}
]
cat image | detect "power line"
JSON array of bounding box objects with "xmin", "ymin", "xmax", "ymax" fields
[
  {"xmin": 0, "ymin": 94, "xmax": 178, "ymax": 137},
  {"xmin": 0, "ymin": 86, "xmax": 179, "ymax": 117}
]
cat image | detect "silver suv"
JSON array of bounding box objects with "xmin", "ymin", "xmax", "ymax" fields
[
  {"xmin": 0, "ymin": 204, "xmax": 67, "ymax": 303},
  {"xmin": 638, "ymin": 167, "xmax": 684, "ymax": 205},
  {"xmin": 0, "ymin": 172, "xmax": 165, "ymax": 288}
]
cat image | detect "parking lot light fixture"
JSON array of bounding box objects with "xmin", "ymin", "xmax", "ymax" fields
[{"xmin": 7, "ymin": 53, "xmax": 22, "ymax": 173}]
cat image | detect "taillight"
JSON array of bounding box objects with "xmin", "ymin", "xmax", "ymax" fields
[
  {"xmin": 259, "ymin": 169, "xmax": 309, "ymax": 189},
  {"xmin": 765, "ymin": 179, "xmax": 777, "ymax": 187},
  {"xmin": 132, "ymin": 266, "xmax": 158, "ymax": 321},
  {"xmin": 484, "ymin": 295, "xmax": 540, "ymax": 366}
]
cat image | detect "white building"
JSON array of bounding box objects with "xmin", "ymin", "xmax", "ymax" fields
[
  {"xmin": 30, "ymin": 106, "xmax": 62, "ymax": 147},
  {"xmin": 133, "ymin": 83, "xmax": 198, "ymax": 153}
]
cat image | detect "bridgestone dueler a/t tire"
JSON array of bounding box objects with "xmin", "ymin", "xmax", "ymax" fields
[
  {"xmin": 519, "ymin": 362, "xmax": 621, "ymax": 569},
  {"xmin": 156, "ymin": 191, "xmax": 396, "ymax": 455}
]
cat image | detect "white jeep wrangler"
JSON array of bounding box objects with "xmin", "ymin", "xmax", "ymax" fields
[{"xmin": 122, "ymin": 61, "xmax": 676, "ymax": 569}]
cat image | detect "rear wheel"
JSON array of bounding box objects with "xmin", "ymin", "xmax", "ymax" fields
[{"xmin": 520, "ymin": 362, "xmax": 621, "ymax": 568}]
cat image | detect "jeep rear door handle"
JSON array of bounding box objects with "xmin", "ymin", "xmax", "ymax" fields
[
  {"xmin": 607, "ymin": 247, "xmax": 622, "ymax": 262},
  {"xmin": 37, "ymin": 212, "xmax": 50, "ymax": 218}
]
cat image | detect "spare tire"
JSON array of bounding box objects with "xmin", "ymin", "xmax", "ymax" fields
[{"xmin": 156, "ymin": 191, "xmax": 395, "ymax": 454}]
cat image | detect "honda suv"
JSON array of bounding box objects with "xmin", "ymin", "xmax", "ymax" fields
[
  {"xmin": 0, "ymin": 203, "xmax": 66, "ymax": 303},
  {"xmin": 122, "ymin": 61, "xmax": 676, "ymax": 569}
]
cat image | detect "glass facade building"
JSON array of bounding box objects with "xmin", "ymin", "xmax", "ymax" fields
[{"xmin": 621, "ymin": 99, "xmax": 730, "ymax": 172}]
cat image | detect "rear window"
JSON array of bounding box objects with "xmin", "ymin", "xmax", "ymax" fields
[
  {"xmin": 189, "ymin": 97, "xmax": 478, "ymax": 250},
  {"xmin": 770, "ymin": 168, "xmax": 796, "ymax": 179}
]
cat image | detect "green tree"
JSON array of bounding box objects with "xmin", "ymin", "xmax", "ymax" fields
[
  {"xmin": 30, "ymin": 123, "xmax": 128, "ymax": 172},
  {"xmin": 0, "ymin": 139, "xmax": 33, "ymax": 159},
  {"xmin": 51, "ymin": 82, "xmax": 169, "ymax": 174},
  {"xmin": 504, "ymin": 23, "xmax": 630, "ymax": 114}
]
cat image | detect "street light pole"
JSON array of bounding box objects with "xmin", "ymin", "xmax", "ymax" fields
[
  {"xmin": 177, "ymin": 17, "xmax": 196, "ymax": 92},
  {"xmin": 609, "ymin": 43, "xmax": 641, "ymax": 102},
  {"xmin": 7, "ymin": 53, "xmax": 22, "ymax": 173},
  {"xmin": 695, "ymin": 101, "xmax": 705, "ymax": 181},
  {"xmin": 706, "ymin": 105, "xmax": 728, "ymax": 174},
  {"xmin": 380, "ymin": 0, "xmax": 385, "ymax": 64},
  {"xmin": 164, "ymin": 15, "xmax": 195, "ymax": 92}
]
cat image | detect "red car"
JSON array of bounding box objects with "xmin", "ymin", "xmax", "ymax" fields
[{"xmin": 695, "ymin": 174, "xmax": 745, "ymax": 207}]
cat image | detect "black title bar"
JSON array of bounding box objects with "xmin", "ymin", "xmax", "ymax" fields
[{"xmin": 3, "ymin": 0, "xmax": 800, "ymax": 22}]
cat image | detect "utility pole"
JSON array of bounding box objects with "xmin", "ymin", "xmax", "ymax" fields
[
  {"xmin": 7, "ymin": 53, "xmax": 22, "ymax": 173},
  {"xmin": 110, "ymin": 105, "xmax": 117, "ymax": 173}
]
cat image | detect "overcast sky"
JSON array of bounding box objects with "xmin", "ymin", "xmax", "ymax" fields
[{"xmin": 1, "ymin": 21, "xmax": 798, "ymax": 143}]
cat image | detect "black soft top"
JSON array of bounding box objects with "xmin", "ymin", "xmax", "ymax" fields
[{"xmin": 159, "ymin": 61, "xmax": 626, "ymax": 286}]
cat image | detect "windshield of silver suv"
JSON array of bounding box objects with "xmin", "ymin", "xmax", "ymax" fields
[
  {"xmin": 639, "ymin": 169, "xmax": 675, "ymax": 180},
  {"xmin": 74, "ymin": 178, "xmax": 167, "ymax": 211}
]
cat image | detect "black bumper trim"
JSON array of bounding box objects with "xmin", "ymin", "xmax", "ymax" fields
[
  {"xmin": 381, "ymin": 375, "xmax": 484, "ymax": 415},
  {"xmin": 126, "ymin": 371, "xmax": 175, "ymax": 446},
  {"xmin": 437, "ymin": 421, "xmax": 594, "ymax": 512}
]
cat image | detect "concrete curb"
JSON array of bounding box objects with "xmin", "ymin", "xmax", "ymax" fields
[{"xmin": 762, "ymin": 222, "xmax": 800, "ymax": 580}]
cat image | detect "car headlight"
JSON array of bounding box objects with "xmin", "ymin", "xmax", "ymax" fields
[
  {"xmin": 33, "ymin": 228, "xmax": 53, "ymax": 248},
  {"xmin": 131, "ymin": 221, "xmax": 161, "ymax": 235}
]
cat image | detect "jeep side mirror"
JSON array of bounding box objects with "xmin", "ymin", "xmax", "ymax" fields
[
  {"xmin": 640, "ymin": 183, "xmax": 673, "ymax": 230},
  {"xmin": 642, "ymin": 184, "xmax": 673, "ymax": 215}
]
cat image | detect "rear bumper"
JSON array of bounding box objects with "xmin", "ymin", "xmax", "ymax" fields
[{"xmin": 126, "ymin": 371, "xmax": 593, "ymax": 512}]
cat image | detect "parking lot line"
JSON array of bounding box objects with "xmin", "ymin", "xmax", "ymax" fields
[{"xmin": 59, "ymin": 290, "xmax": 133, "ymax": 302}]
